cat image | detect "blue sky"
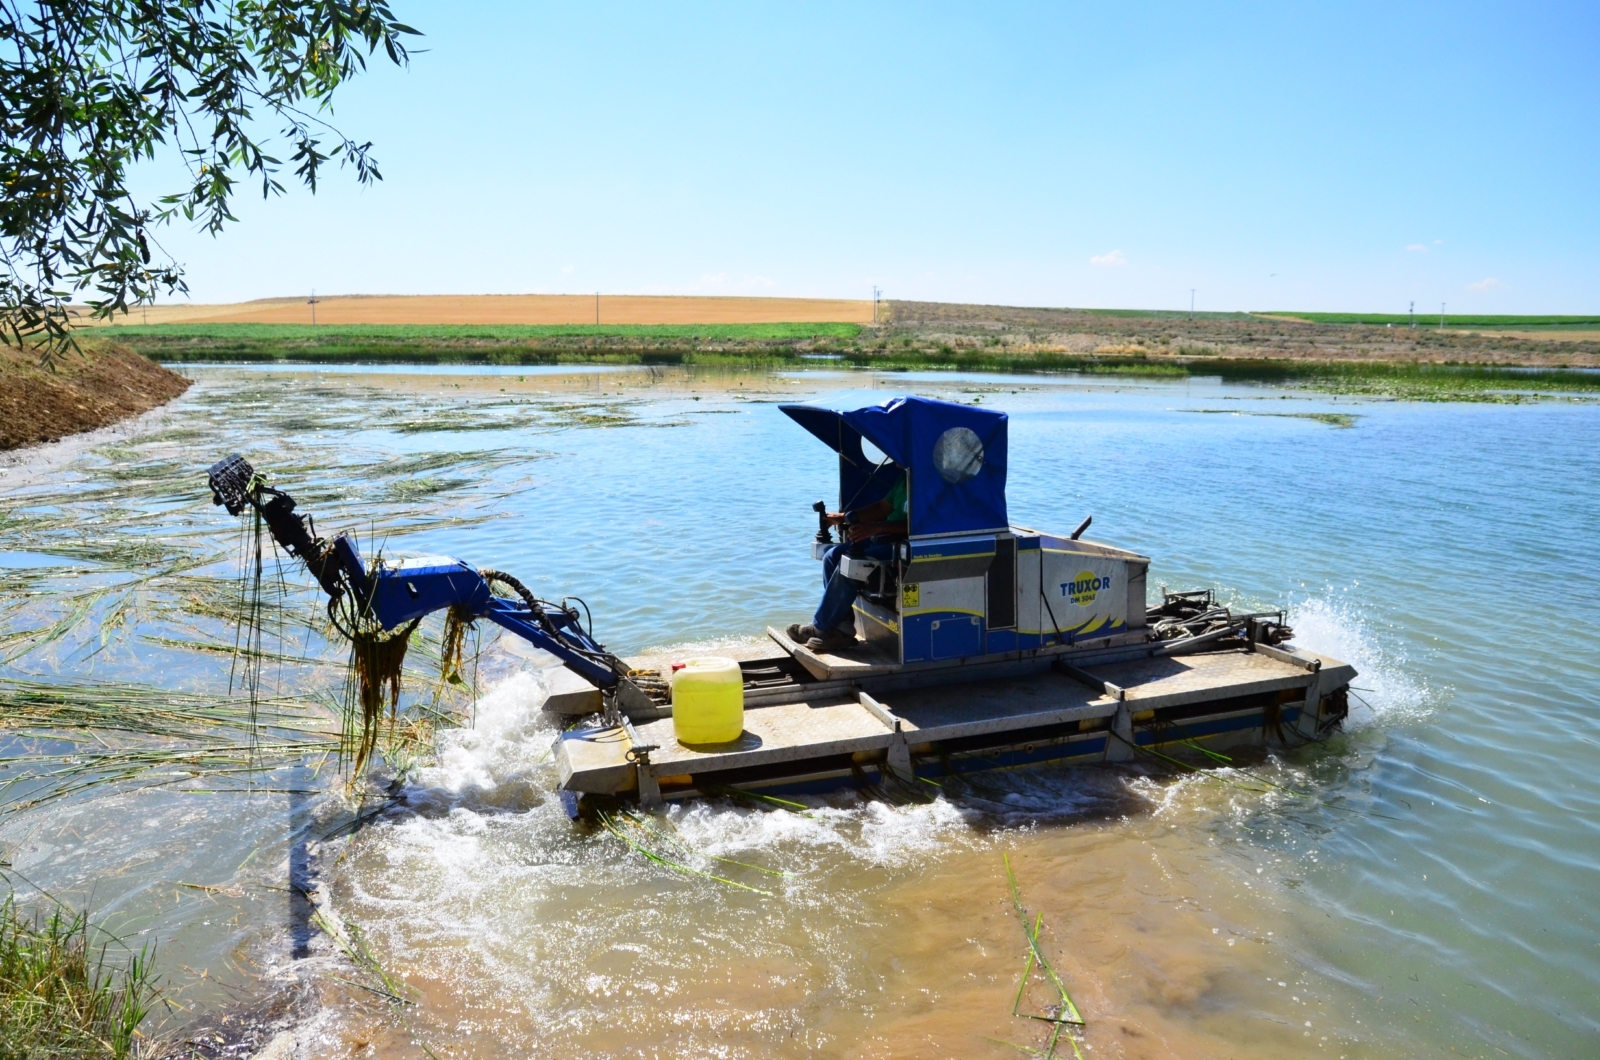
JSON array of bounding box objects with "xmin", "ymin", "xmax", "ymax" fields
[{"xmin": 142, "ymin": 2, "xmax": 1599, "ymax": 313}]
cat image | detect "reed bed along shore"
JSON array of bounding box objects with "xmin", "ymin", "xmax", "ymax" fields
[
  {"xmin": 0, "ymin": 894, "xmax": 157, "ymax": 1059},
  {"xmin": 91, "ymin": 304, "xmax": 1600, "ymax": 404}
]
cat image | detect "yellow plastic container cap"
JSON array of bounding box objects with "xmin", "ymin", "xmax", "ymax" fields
[{"xmin": 671, "ymin": 656, "xmax": 745, "ymax": 745}]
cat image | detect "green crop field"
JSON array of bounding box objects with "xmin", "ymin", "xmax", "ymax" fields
[
  {"xmin": 90, "ymin": 321, "xmax": 863, "ymax": 342},
  {"xmin": 1268, "ymin": 312, "xmax": 1600, "ymax": 330}
]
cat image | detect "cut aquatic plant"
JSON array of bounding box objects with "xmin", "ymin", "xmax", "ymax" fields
[
  {"xmin": 597, "ymin": 808, "xmax": 773, "ymax": 896},
  {"xmin": 1002, "ymin": 853, "xmax": 1086, "ymax": 1060}
]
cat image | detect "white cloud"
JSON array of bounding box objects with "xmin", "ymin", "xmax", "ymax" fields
[
  {"xmin": 1405, "ymin": 243, "xmax": 1427, "ymax": 253},
  {"xmin": 1466, "ymin": 277, "xmax": 1506, "ymax": 291},
  {"xmin": 1090, "ymin": 249, "xmax": 1127, "ymax": 267}
]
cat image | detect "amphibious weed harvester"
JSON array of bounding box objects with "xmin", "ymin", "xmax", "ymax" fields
[{"xmin": 209, "ymin": 395, "xmax": 1355, "ymax": 814}]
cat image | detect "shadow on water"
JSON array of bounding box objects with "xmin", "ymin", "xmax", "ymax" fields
[{"xmin": 288, "ymin": 775, "xmax": 314, "ymax": 961}]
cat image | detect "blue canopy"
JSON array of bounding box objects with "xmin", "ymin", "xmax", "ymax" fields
[{"xmin": 780, "ymin": 396, "xmax": 1008, "ymax": 537}]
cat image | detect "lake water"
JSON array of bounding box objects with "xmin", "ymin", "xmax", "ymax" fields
[{"xmin": 0, "ymin": 366, "xmax": 1595, "ymax": 1059}]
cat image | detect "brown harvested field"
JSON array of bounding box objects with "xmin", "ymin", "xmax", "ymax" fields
[{"xmin": 80, "ymin": 293, "xmax": 876, "ymax": 327}]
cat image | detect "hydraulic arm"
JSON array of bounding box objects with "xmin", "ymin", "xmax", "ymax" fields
[{"xmin": 206, "ymin": 454, "xmax": 656, "ymax": 710}]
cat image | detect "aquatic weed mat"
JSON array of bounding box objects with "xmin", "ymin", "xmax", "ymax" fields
[{"xmin": 0, "ymin": 372, "xmax": 600, "ymax": 822}]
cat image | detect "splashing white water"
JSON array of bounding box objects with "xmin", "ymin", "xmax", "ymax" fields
[
  {"xmin": 392, "ymin": 655, "xmax": 987, "ymax": 871},
  {"xmin": 1287, "ymin": 593, "xmax": 1434, "ymax": 727},
  {"xmin": 665, "ymin": 793, "xmax": 979, "ymax": 871},
  {"xmin": 401, "ymin": 670, "xmax": 560, "ymax": 813},
  {"xmin": 380, "ymin": 603, "xmax": 1425, "ymax": 883}
]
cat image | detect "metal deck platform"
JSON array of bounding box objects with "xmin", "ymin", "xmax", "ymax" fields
[{"xmin": 554, "ymin": 641, "xmax": 1356, "ymax": 803}]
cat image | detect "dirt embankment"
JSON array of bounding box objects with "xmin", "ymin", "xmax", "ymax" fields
[
  {"xmin": 883, "ymin": 301, "xmax": 1600, "ymax": 367},
  {"xmin": 0, "ymin": 342, "xmax": 191, "ymax": 450}
]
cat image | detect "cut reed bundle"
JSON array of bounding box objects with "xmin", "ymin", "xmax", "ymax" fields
[{"xmin": 0, "ymin": 678, "xmax": 337, "ymax": 815}]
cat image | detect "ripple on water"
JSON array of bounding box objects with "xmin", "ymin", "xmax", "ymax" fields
[{"xmin": 5, "ymin": 372, "xmax": 1597, "ymax": 1058}]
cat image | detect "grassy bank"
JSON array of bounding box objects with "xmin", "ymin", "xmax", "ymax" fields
[
  {"xmin": 0, "ymin": 894, "xmax": 156, "ymax": 1058},
  {"xmin": 105, "ymin": 338, "xmax": 1600, "ymax": 403},
  {"xmin": 87, "ymin": 322, "xmax": 863, "ymax": 370},
  {"xmin": 85, "ymin": 307, "xmax": 1600, "ymax": 402},
  {"xmin": 835, "ymin": 348, "xmax": 1600, "ymax": 400}
]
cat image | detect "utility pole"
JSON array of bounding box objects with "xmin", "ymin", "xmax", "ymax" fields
[
  {"xmin": 308, "ymin": 289, "xmax": 319, "ymax": 325},
  {"xmin": 1409, "ymin": 300, "xmax": 1415, "ymax": 329},
  {"xmin": 872, "ymin": 285, "xmax": 881, "ymax": 325},
  {"xmin": 1439, "ymin": 302, "xmax": 1446, "ymax": 331},
  {"xmin": 1189, "ymin": 289, "xmax": 1196, "ymax": 318}
]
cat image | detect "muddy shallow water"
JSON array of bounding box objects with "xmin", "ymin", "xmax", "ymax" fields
[{"xmin": 1, "ymin": 366, "xmax": 1595, "ymax": 1058}]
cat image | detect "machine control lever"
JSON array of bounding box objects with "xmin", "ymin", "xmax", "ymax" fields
[{"xmin": 812, "ymin": 500, "xmax": 833, "ymax": 544}]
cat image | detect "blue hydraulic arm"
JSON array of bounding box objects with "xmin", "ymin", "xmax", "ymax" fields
[{"xmin": 206, "ymin": 454, "xmax": 630, "ymax": 695}]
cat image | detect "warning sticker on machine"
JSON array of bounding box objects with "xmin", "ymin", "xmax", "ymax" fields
[{"xmin": 901, "ymin": 583, "xmax": 920, "ymax": 608}]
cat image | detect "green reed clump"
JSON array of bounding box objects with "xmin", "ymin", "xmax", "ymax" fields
[{"xmin": 0, "ymin": 895, "xmax": 157, "ymax": 1059}]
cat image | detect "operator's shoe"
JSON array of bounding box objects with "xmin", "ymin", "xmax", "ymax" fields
[
  {"xmin": 806, "ymin": 628, "xmax": 857, "ymax": 653},
  {"xmin": 786, "ymin": 623, "xmax": 818, "ymax": 643}
]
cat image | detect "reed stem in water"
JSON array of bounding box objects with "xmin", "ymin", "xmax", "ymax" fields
[{"xmin": 0, "ymin": 892, "xmax": 159, "ymax": 1059}]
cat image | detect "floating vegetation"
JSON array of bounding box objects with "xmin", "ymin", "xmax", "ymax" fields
[
  {"xmin": 620, "ymin": 808, "xmax": 792, "ymax": 880},
  {"xmin": 391, "ymin": 410, "xmax": 543, "ymax": 434},
  {"xmin": 380, "ymin": 476, "xmax": 475, "ymax": 502},
  {"xmin": 368, "ymin": 449, "xmax": 535, "ymax": 478},
  {"xmin": 311, "ymin": 907, "xmax": 415, "ymax": 1007},
  {"xmin": 1002, "ymin": 853, "xmax": 1086, "ymax": 1060},
  {"xmin": 0, "ymin": 893, "xmax": 158, "ymax": 1059},
  {"xmin": 596, "ymin": 808, "xmax": 776, "ymax": 895},
  {"xmin": 0, "ymin": 679, "xmax": 326, "ymax": 742},
  {"xmin": 699, "ymin": 783, "xmax": 814, "ymax": 816},
  {"xmin": 0, "ymin": 679, "xmax": 335, "ymax": 815},
  {"xmin": 1185, "ymin": 409, "xmax": 1360, "ymax": 428}
]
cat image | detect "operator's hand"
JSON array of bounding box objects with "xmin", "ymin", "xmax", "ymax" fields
[
  {"xmin": 824, "ymin": 512, "xmax": 848, "ymax": 528},
  {"xmin": 845, "ymin": 522, "xmax": 876, "ymax": 542}
]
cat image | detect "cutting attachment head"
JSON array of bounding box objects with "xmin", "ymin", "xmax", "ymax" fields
[{"xmin": 207, "ymin": 454, "xmax": 257, "ymax": 515}]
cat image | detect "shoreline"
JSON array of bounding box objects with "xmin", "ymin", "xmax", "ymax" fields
[
  {"xmin": 132, "ymin": 348, "xmax": 1600, "ymax": 404},
  {"xmin": 0, "ymin": 342, "xmax": 192, "ymax": 452}
]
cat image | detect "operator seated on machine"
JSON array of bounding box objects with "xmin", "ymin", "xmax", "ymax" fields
[{"xmin": 788, "ymin": 468, "xmax": 908, "ymax": 652}]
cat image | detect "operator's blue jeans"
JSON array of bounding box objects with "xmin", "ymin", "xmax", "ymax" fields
[{"xmin": 814, "ymin": 539, "xmax": 895, "ymax": 635}]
